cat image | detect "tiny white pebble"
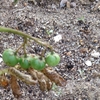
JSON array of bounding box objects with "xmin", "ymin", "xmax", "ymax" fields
[
  {"xmin": 91, "ymin": 50, "xmax": 100, "ymax": 58},
  {"xmin": 49, "ymin": 30, "xmax": 53, "ymax": 33},
  {"xmin": 85, "ymin": 60, "xmax": 92, "ymax": 66},
  {"xmin": 0, "ymin": 57, "xmax": 3, "ymax": 63},
  {"xmin": 54, "ymin": 34, "xmax": 62, "ymax": 42},
  {"xmin": 60, "ymin": 0, "xmax": 68, "ymax": 8}
]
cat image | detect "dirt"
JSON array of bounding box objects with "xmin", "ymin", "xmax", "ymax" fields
[{"xmin": 0, "ymin": 0, "xmax": 100, "ymax": 100}]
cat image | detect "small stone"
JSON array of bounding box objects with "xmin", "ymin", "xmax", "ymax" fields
[
  {"xmin": 60, "ymin": 0, "xmax": 68, "ymax": 8},
  {"xmin": 0, "ymin": 54, "xmax": 2, "ymax": 63},
  {"xmin": 65, "ymin": 51, "xmax": 72, "ymax": 56},
  {"xmin": 66, "ymin": 1, "xmax": 70, "ymax": 8},
  {"xmin": 0, "ymin": 22, "xmax": 4, "ymax": 25},
  {"xmin": 79, "ymin": 48, "xmax": 88, "ymax": 53},
  {"xmin": 98, "ymin": 5, "xmax": 100, "ymax": 11},
  {"xmin": 35, "ymin": 27, "xmax": 39, "ymax": 32},
  {"xmin": 70, "ymin": 2, "xmax": 76, "ymax": 8},
  {"xmin": 91, "ymin": 50, "xmax": 100, "ymax": 58},
  {"xmin": 52, "ymin": 4, "xmax": 57, "ymax": 9},
  {"xmin": 0, "ymin": 57, "xmax": 3, "ymax": 63},
  {"xmin": 90, "ymin": 58, "xmax": 94, "ymax": 62},
  {"xmin": 23, "ymin": 2, "xmax": 27, "ymax": 6},
  {"xmin": 79, "ymin": 40, "xmax": 84, "ymax": 46},
  {"xmin": 80, "ymin": 0, "xmax": 90, "ymax": 5},
  {"xmin": 85, "ymin": 60, "xmax": 92, "ymax": 66},
  {"xmin": 54, "ymin": 34, "xmax": 62, "ymax": 42},
  {"xmin": 93, "ymin": 39, "xmax": 98, "ymax": 43}
]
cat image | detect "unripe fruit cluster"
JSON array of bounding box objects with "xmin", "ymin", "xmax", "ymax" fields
[{"xmin": 2, "ymin": 49, "xmax": 60, "ymax": 70}]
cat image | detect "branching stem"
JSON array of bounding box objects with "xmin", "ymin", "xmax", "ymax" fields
[
  {"xmin": 0, "ymin": 67, "xmax": 37, "ymax": 85},
  {"xmin": 0, "ymin": 26, "xmax": 53, "ymax": 50},
  {"xmin": 23, "ymin": 37, "xmax": 27, "ymax": 57}
]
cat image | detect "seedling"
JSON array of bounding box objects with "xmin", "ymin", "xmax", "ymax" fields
[
  {"xmin": 78, "ymin": 16, "xmax": 85, "ymax": 22},
  {"xmin": 0, "ymin": 26, "xmax": 66, "ymax": 98},
  {"xmin": 77, "ymin": 16, "xmax": 85, "ymax": 25},
  {"xmin": 46, "ymin": 29, "xmax": 53, "ymax": 35}
]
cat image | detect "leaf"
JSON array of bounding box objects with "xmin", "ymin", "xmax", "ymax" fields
[
  {"xmin": 29, "ymin": 68, "xmax": 53, "ymax": 91},
  {"xmin": 37, "ymin": 71, "xmax": 53, "ymax": 91},
  {"xmin": 9, "ymin": 67, "xmax": 37, "ymax": 85},
  {"xmin": 42, "ymin": 67, "xmax": 67, "ymax": 87},
  {"xmin": 10, "ymin": 75, "xmax": 21, "ymax": 98}
]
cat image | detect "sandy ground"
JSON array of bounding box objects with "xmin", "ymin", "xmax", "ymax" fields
[{"xmin": 0, "ymin": 0, "xmax": 100, "ymax": 100}]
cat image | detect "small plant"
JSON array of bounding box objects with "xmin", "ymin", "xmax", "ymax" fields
[
  {"xmin": 0, "ymin": 26, "xmax": 66, "ymax": 98},
  {"xmin": 46, "ymin": 29, "xmax": 53, "ymax": 35},
  {"xmin": 77, "ymin": 16, "xmax": 85, "ymax": 25},
  {"xmin": 78, "ymin": 16, "xmax": 85, "ymax": 22}
]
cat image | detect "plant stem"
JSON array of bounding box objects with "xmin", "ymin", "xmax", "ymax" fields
[
  {"xmin": 23, "ymin": 37, "xmax": 27, "ymax": 57},
  {"xmin": 15, "ymin": 42, "xmax": 24, "ymax": 54},
  {"xmin": 0, "ymin": 67, "xmax": 37, "ymax": 85},
  {"xmin": 0, "ymin": 26, "xmax": 53, "ymax": 50},
  {"xmin": 9, "ymin": 67, "xmax": 37, "ymax": 85}
]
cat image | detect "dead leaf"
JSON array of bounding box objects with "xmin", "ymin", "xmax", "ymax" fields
[
  {"xmin": 10, "ymin": 75, "xmax": 21, "ymax": 98},
  {"xmin": 42, "ymin": 67, "xmax": 67, "ymax": 87},
  {"xmin": 29, "ymin": 68, "xmax": 53, "ymax": 91},
  {"xmin": 9, "ymin": 67, "xmax": 37, "ymax": 85},
  {"xmin": 37, "ymin": 71, "xmax": 53, "ymax": 91}
]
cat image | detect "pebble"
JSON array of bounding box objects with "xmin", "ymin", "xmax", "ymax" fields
[
  {"xmin": 98, "ymin": 6, "xmax": 100, "ymax": 11},
  {"xmin": 0, "ymin": 54, "xmax": 3, "ymax": 63},
  {"xmin": 85, "ymin": 60, "xmax": 92, "ymax": 66},
  {"xmin": 60, "ymin": 0, "xmax": 68, "ymax": 8},
  {"xmin": 79, "ymin": 48, "xmax": 88, "ymax": 53},
  {"xmin": 90, "ymin": 58, "xmax": 94, "ymax": 62},
  {"xmin": 0, "ymin": 57, "xmax": 3, "ymax": 63},
  {"xmin": 54, "ymin": 34, "xmax": 62, "ymax": 42},
  {"xmin": 91, "ymin": 50, "xmax": 100, "ymax": 58},
  {"xmin": 70, "ymin": 2, "xmax": 76, "ymax": 8},
  {"xmin": 52, "ymin": 4, "xmax": 57, "ymax": 9}
]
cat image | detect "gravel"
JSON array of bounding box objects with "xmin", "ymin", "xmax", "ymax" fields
[{"xmin": 0, "ymin": 0, "xmax": 100, "ymax": 99}]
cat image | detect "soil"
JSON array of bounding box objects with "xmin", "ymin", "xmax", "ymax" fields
[{"xmin": 0, "ymin": 0, "xmax": 100, "ymax": 100}]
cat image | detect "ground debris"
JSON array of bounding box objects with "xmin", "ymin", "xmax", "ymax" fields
[{"xmin": 10, "ymin": 75, "xmax": 21, "ymax": 98}]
